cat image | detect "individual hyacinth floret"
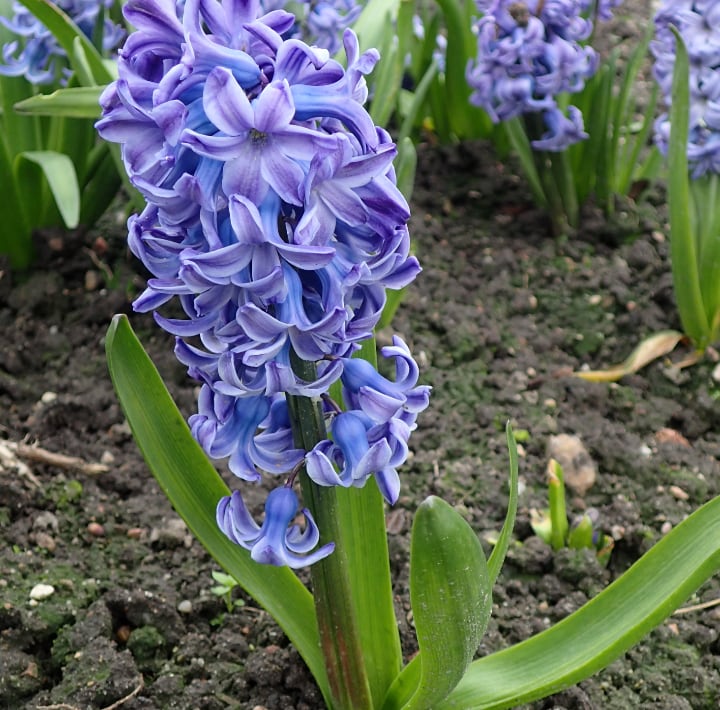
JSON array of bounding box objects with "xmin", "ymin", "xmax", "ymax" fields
[
  {"xmin": 96, "ymin": 0, "xmax": 429, "ymax": 568},
  {"xmin": 0, "ymin": 0, "xmax": 125, "ymax": 85},
  {"xmin": 651, "ymin": 1, "xmax": 720, "ymax": 178},
  {"xmin": 466, "ymin": 0, "xmax": 612, "ymax": 151}
]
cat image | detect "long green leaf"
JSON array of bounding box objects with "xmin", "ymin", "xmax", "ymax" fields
[
  {"xmin": 400, "ymin": 497, "xmax": 492, "ymax": 710},
  {"xmin": 435, "ymin": 492, "xmax": 720, "ymax": 709},
  {"xmin": 667, "ymin": 27, "xmax": 708, "ymax": 347},
  {"xmin": 15, "ymin": 86, "xmax": 104, "ymax": 119},
  {"xmin": 16, "ymin": 150, "xmax": 80, "ymax": 228},
  {"xmin": 104, "ymin": 315, "xmax": 329, "ymax": 705}
]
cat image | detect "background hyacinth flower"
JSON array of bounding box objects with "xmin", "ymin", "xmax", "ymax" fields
[
  {"xmin": 467, "ymin": 0, "xmax": 598, "ymax": 152},
  {"xmin": 96, "ymin": 0, "xmax": 427, "ymax": 572},
  {"xmin": 649, "ymin": 3, "xmax": 720, "ymax": 354},
  {"xmin": 652, "ymin": 2, "xmax": 720, "ymax": 179},
  {"xmin": 461, "ymin": 0, "xmax": 657, "ymax": 235},
  {"xmin": 0, "ymin": 0, "xmax": 124, "ymax": 85}
]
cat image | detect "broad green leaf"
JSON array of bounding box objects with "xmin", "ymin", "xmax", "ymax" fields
[
  {"xmin": 15, "ymin": 86, "xmax": 103, "ymax": 120},
  {"xmin": 435, "ymin": 491, "xmax": 720, "ymax": 709},
  {"xmin": 382, "ymin": 425, "xmax": 519, "ymax": 710},
  {"xmin": 403, "ymin": 496, "xmax": 492, "ymax": 710},
  {"xmin": 104, "ymin": 315, "xmax": 330, "ymax": 706},
  {"xmin": 15, "ymin": 0, "xmax": 113, "ymax": 85},
  {"xmin": 667, "ymin": 28, "xmax": 709, "ymax": 347},
  {"xmin": 16, "ymin": 150, "xmax": 80, "ymax": 228}
]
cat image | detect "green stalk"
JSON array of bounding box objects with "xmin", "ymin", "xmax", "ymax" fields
[
  {"xmin": 286, "ymin": 353, "xmax": 381, "ymax": 710},
  {"xmin": 667, "ymin": 27, "xmax": 709, "ymax": 349}
]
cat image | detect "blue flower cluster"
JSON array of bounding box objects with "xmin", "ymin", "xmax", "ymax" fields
[
  {"xmin": 0, "ymin": 0, "xmax": 125, "ymax": 85},
  {"xmin": 96, "ymin": 0, "xmax": 429, "ymax": 567},
  {"xmin": 652, "ymin": 1, "xmax": 720, "ymax": 178},
  {"xmin": 466, "ymin": 0, "xmax": 620, "ymax": 151}
]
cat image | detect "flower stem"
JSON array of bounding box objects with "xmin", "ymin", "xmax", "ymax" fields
[{"xmin": 286, "ymin": 354, "xmax": 374, "ymax": 710}]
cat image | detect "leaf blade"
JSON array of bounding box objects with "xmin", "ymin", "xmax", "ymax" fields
[
  {"xmin": 436, "ymin": 492, "xmax": 720, "ymax": 709},
  {"xmin": 104, "ymin": 315, "xmax": 330, "ymax": 704}
]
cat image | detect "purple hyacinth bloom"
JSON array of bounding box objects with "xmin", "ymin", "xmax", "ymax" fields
[
  {"xmin": 0, "ymin": 0, "xmax": 125, "ymax": 85},
  {"xmin": 467, "ymin": 0, "xmax": 601, "ymax": 151},
  {"xmin": 97, "ymin": 0, "xmax": 428, "ymax": 566},
  {"xmin": 306, "ymin": 336, "xmax": 430, "ymax": 504},
  {"xmin": 217, "ymin": 487, "xmax": 335, "ymax": 567},
  {"xmin": 651, "ymin": 1, "xmax": 720, "ymax": 178}
]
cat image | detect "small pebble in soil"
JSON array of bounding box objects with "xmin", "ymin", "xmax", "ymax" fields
[
  {"xmin": 661, "ymin": 521, "xmax": 673, "ymax": 535},
  {"xmin": 29, "ymin": 583, "xmax": 55, "ymax": 601},
  {"xmin": 669, "ymin": 485, "xmax": 690, "ymax": 501},
  {"xmin": 33, "ymin": 532, "xmax": 56, "ymax": 552},
  {"xmin": 40, "ymin": 391, "xmax": 57, "ymax": 404},
  {"xmin": 87, "ymin": 522, "xmax": 105, "ymax": 537},
  {"xmin": 547, "ymin": 434, "xmax": 597, "ymax": 496},
  {"xmin": 177, "ymin": 600, "xmax": 193, "ymax": 614}
]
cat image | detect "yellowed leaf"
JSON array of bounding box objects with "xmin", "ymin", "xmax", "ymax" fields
[{"xmin": 575, "ymin": 330, "xmax": 685, "ymax": 382}]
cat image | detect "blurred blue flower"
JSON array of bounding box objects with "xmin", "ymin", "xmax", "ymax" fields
[
  {"xmin": 652, "ymin": 1, "xmax": 720, "ymax": 178},
  {"xmin": 467, "ymin": 0, "xmax": 601, "ymax": 150},
  {"xmin": 0, "ymin": 0, "xmax": 125, "ymax": 85},
  {"xmin": 97, "ymin": 0, "xmax": 428, "ymax": 565}
]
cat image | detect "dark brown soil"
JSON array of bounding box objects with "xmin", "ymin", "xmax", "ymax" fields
[
  {"xmin": 3, "ymin": 8, "xmax": 720, "ymax": 710},
  {"xmin": 2, "ymin": 134, "xmax": 720, "ymax": 710}
]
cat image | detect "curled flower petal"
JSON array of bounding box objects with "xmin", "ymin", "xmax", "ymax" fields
[{"xmin": 216, "ymin": 487, "xmax": 335, "ymax": 567}]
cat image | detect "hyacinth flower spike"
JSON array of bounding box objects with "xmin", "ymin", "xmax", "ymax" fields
[{"xmin": 465, "ymin": 0, "xmax": 628, "ymax": 234}]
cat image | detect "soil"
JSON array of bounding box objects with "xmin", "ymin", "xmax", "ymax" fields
[{"xmin": 3, "ymin": 6, "xmax": 720, "ymax": 710}]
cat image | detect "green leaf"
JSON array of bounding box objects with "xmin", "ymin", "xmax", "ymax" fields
[
  {"xmin": 369, "ymin": 25, "xmax": 402, "ymax": 127},
  {"xmin": 0, "ymin": 135, "xmax": 32, "ymax": 269},
  {"xmin": 16, "ymin": 150, "xmax": 80, "ymax": 228},
  {"xmin": 352, "ymin": 0, "xmax": 400, "ymax": 55},
  {"xmin": 394, "ymin": 136, "xmax": 417, "ymax": 202},
  {"xmin": 14, "ymin": 86, "xmax": 103, "ymax": 119},
  {"xmin": 104, "ymin": 315, "xmax": 330, "ymax": 706},
  {"xmin": 547, "ymin": 459, "xmax": 568, "ymax": 551},
  {"xmin": 435, "ymin": 491, "xmax": 720, "ymax": 709},
  {"xmin": 667, "ymin": 27, "xmax": 709, "ymax": 348},
  {"xmin": 486, "ymin": 423, "xmax": 518, "ymax": 585},
  {"xmin": 503, "ymin": 118, "xmax": 547, "ymax": 211},
  {"xmin": 402, "ymin": 497, "xmax": 492, "ymax": 710}
]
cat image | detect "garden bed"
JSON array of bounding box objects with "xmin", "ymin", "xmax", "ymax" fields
[{"xmin": 2, "ymin": 135, "xmax": 720, "ymax": 709}]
